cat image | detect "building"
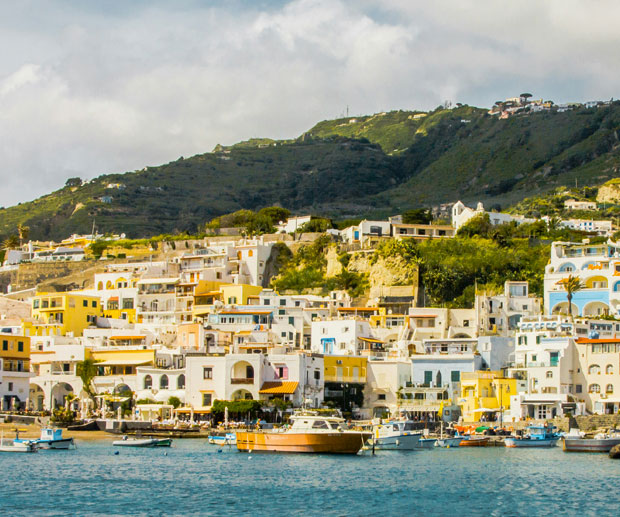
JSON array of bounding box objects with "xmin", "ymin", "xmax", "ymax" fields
[
  {"xmin": 391, "ymin": 223, "xmax": 455, "ymax": 240},
  {"xmin": 0, "ymin": 333, "xmax": 31, "ymax": 410},
  {"xmin": 364, "ymin": 359, "xmax": 412, "ymax": 418},
  {"xmin": 323, "ymin": 355, "xmax": 367, "ymax": 415},
  {"xmin": 276, "ymin": 215, "xmax": 312, "ymax": 233},
  {"xmin": 459, "ymin": 371, "xmax": 516, "ymax": 423},
  {"xmin": 451, "ymin": 201, "xmax": 535, "ymax": 230},
  {"xmin": 29, "ymin": 292, "xmax": 102, "ymax": 337},
  {"xmin": 564, "ymin": 199, "xmax": 597, "ymax": 211}
]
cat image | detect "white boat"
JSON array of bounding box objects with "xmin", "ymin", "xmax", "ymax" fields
[
  {"xmin": 415, "ymin": 438, "xmax": 437, "ymax": 449},
  {"xmin": 15, "ymin": 428, "xmax": 75, "ymax": 450},
  {"xmin": 0, "ymin": 432, "xmax": 38, "ymax": 453},
  {"xmin": 208, "ymin": 432, "xmax": 237, "ymax": 446},
  {"xmin": 435, "ymin": 437, "xmax": 464, "ymax": 448},
  {"xmin": 113, "ymin": 436, "xmax": 173, "ymax": 447},
  {"xmin": 563, "ymin": 429, "xmax": 620, "ymax": 453},
  {"xmin": 371, "ymin": 420, "xmax": 422, "ymax": 450}
]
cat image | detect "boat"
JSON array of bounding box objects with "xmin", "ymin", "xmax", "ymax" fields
[
  {"xmin": 415, "ymin": 438, "xmax": 438, "ymax": 449},
  {"xmin": 435, "ymin": 436, "xmax": 464, "ymax": 448},
  {"xmin": 0, "ymin": 432, "xmax": 38, "ymax": 453},
  {"xmin": 563, "ymin": 429, "xmax": 620, "ymax": 453},
  {"xmin": 505, "ymin": 425, "xmax": 560, "ymax": 448},
  {"xmin": 371, "ymin": 420, "xmax": 422, "ymax": 450},
  {"xmin": 208, "ymin": 432, "xmax": 237, "ymax": 446},
  {"xmin": 235, "ymin": 412, "xmax": 371, "ymax": 454},
  {"xmin": 15, "ymin": 428, "xmax": 75, "ymax": 450},
  {"xmin": 112, "ymin": 436, "xmax": 173, "ymax": 447},
  {"xmin": 459, "ymin": 435, "xmax": 490, "ymax": 447}
]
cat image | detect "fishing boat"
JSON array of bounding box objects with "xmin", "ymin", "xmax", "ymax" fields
[
  {"xmin": 15, "ymin": 428, "xmax": 75, "ymax": 450},
  {"xmin": 435, "ymin": 436, "xmax": 464, "ymax": 448},
  {"xmin": 505, "ymin": 425, "xmax": 560, "ymax": 448},
  {"xmin": 112, "ymin": 436, "xmax": 172, "ymax": 447},
  {"xmin": 0, "ymin": 432, "xmax": 38, "ymax": 453},
  {"xmin": 563, "ymin": 429, "xmax": 620, "ymax": 453},
  {"xmin": 459, "ymin": 435, "xmax": 490, "ymax": 447},
  {"xmin": 415, "ymin": 438, "xmax": 438, "ymax": 449},
  {"xmin": 371, "ymin": 420, "xmax": 422, "ymax": 450},
  {"xmin": 208, "ymin": 432, "xmax": 236, "ymax": 446},
  {"xmin": 236, "ymin": 412, "xmax": 371, "ymax": 454}
]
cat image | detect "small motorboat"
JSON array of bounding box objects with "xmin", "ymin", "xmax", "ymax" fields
[
  {"xmin": 459, "ymin": 435, "xmax": 490, "ymax": 447},
  {"xmin": 505, "ymin": 425, "xmax": 560, "ymax": 448},
  {"xmin": 0, "ymin": 432, "xmax": 38, "ymax": 453},
  {"xmin": 415, "ymin": 438, "xmax": 437, "ymax": 449},
  {"xmin": 113, "ymin": 436, "xmax": 172, "ymax": 447},
  {"xmin": 370, "ymin": 420, "xmax": 422, "ymax": 450},
  {"xmin": 208, "ymin": 432, "xmax": 236, "ymax": 446},
  {"xmin": 15, "ymin": 428, "xmax": 75, "ymax": 450},
  {"xmin": 563, "ymin": 429, "xmax": 620, "ymax": 453},
  {"xmin": 435, "ymin": 436, "xmax": 463, "ymax": 448}
]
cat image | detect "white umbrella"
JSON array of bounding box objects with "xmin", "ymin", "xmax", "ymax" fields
[{"xmin": 224, "ymin": 406, "xmax": 229, "ymax": 427}]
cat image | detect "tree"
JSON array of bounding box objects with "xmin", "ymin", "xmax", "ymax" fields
[
  {"xmin": 76, "ymin": 359, "xmax": 98, "ymax": 403},
  {"xmin": 560, "ymin": 274, "xmax": 585, "ymax": 318},
  {"xmin": 167, "ymin": 396, "xmax": 182, "ymax": 409},
  {"xmin": 17, "ymin": 224, "xmax": 29, "ymax": 246},
  {"xmin": 520, "ymin": 93, "xmax": 533, "ymax": 105},
  {"xmin": 257, "ymin": 206, "xmax": 291, "ymax": 225},
  {"xmin": 2, "ymin": 235, "xmax": 19, "ymax": 250},
  {"xmin": 245, "ymin": 213, "xmax": 274, "ymax": 235},
  {"xmin": 65, "ymin": 177, "xmax": 83, "ymax": 187},
  {"xmin": 297, "ymin": 218, "xmax": 333, "ymax": 233},
  {"xmin": 402, "ymin": 209, "xmax": 432, "ymax": 225}
]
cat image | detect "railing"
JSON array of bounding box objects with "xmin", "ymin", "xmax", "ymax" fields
[
  {"xmin": 231, "ymin": 377, "xmax": 254, "ymax": 384},
  {"xmin": 515, "ymin": 362, "xmax": 557, "ymax": 368}
]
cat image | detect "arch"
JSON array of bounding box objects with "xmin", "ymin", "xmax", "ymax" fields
[
  {"xmin": 231, "ymin": 361, "xmax": 255, "ymax": 381},
  {"xmin": 551, "ymin": 302, "xmax": 579, "ymax": 316},
  {"xmin": 558, "ymin": 263, "xmax": 576, "ymax": 272},
  {"xmin": 160, "ymin": 375, "xmax": 169, "ymax": 389},
  {"xmin": 584, "ymin": 276, "xmax": 608, "ymax": 289},
  {"xmin": 29, "ymin": 383, "xmax": 45, "ymax": 411},
  {"xmin": 97, "ymin": 281, "xmax": 104, "ymax": 290},
  {"xmin": 614, "ymin": 281, "xmax": 620, "ymax": 292},
  {"xmin": 546, "ymin": 371, "xmax": 553, "ymax": 378},
  {"xmin": 606, "ymin": 364, "xmax": 614, "ymax": 375},
  {"xmin": 177, "ymin": 374, "xmax": 185, "ymax": 389},
  {"xmin": 435, "ymin": 371, "xmax": 442, "ymax": 388},
  {"xmin": 248, "ymin": 249, "xmax": 253, "ymax": 257},
  {"xmin": 51, "ymin": 382, "xmax": 75, "ymax": 409},
  {"xmin": 581, "ymin": 261, "xmax": 596, "ymax": 270},
  {"xmin": 589, "ymin": 383, "xmax": 601, "ymax": 393},
  {"xmin": 231, "ymin": 389, "xmax": 253, "ymax": 401},
  {"xmin": 589, "ymin": 364, "xmax": 601, "ymax": 375},
  {"xmin": 106, "ymin": 280, "xmax": 113, "ymax": 289},
  {"xmin": 114, "ymin": 383, "xmax": 131, "ymax": 395},
  {"xmin": 116, "ymin": 277, "xmax": 128, "ymax": 288},
  {"xmin": 583, "ymin": 301, "xmax": 609, "ymax": 317},
  {"xmin": 144, "ymin": 375, "xmax": 152, "ymax": 390},
  {"xmin": 606, "ymin": 384, "xmax": 614, "ymax": 394}
]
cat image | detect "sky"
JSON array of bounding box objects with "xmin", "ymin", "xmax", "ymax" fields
[{"xmin": 1, "ymin": 0, "xmax": 620, "ymax": 207}]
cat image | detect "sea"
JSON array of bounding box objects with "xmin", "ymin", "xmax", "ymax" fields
[{"xmin": 1, "ymin": 439, "xmax": 619, "ymax": 516}]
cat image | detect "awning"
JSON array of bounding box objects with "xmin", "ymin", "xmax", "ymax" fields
[
  {"xmin": 137, "ymin": 278, "xmax": 179, "ymax": 285},
  {"xmin": 95, "ymin": 358, "xmax": 153, "ymax": 366},
  {"xmin": 259, "ymin": 381, "xmax": 299, "ymax": 394},
  {"xmin": 359, "ymin": 337, "xmax": 385, "ymax": 344},
  {"xmin": 109, "ymin": 335, "xmax": 146, "ymax": 340},
  {"xmin": 471, "ymin": 408, "xmax": 499, "ymax": 413},
  {"xmin": 108, "ymin": 296, "xmax": 119, "ymax": 302}
]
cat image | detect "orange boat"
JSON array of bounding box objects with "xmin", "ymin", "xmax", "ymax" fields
[
  {"xmin": 236, "ymin": 413, "xmax": 371, "ymax": 454},
  {"xmin": 459, "ymin": 436, "xmax": 490, "ymax": 447}
]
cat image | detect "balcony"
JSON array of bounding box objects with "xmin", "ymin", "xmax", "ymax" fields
[{"xmin": 231, "ymin": 377, "xmax": 254, "ymax": 384}]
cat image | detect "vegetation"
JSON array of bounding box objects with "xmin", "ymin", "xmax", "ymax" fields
[
  {"xmin": 560, "ymin": 274, "xmax": 585, "ymax": 318},
  {"xmin": 167, "ymin": 396, "xmax": 182, "ymax": 409},
  {"xmin": 211, "ymin": 399, "xmax": 263, "ymax": 419},
  {"xmin": 3, "ymin": 103, "xmax": 620, "ymax": 241},
  {"xmin": 76, "ymin": 359, "xmax": 98, "ymax": 403}
]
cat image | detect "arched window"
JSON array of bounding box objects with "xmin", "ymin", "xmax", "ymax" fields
[
  {"xmin": 248, "ymin": 249, "xmax": 253, "ymax": 257},
  {"xmin": 558, "ymin": 263, "xmax": 575, "ymax": 272},
  {"xmin": 613, "ymin": 281, "xmax": 620, "ymax": 292},
  {"xmin": 144, "ymin": 375, "xmax": 152, "ymax": 389},
  {"xmin": 435, "ymin": 371, "xmax": 442, "ymax": 388},
  {"xmin": 546, "ymin": 371, "xmax": 553, "ymax": 378},
  {"xmin": 606, "ymin": 384, "xmax": 614, "ymax": 394},
  {"xmin": 589, "ymin": 383, "xmax": 600, "ymax": 393},
  {"xmin": 151, "ymin": 299, "xmax": 158, "ymax": 311},
  {"xmin": 177, "ymin": 374, "xmax": 185, "ymax": 389},
  {"xmin": 160, "ymin": 375, "xmax": 169, "ymax": 389},
  {"xmin": 97, "ymin": 282, "xmax": 104, "ymax": 290},
  {"xmin": 606, "ymin": 364, "xmax": 614, "ymax": 375},
  {"xmin": 589, "ymin": 364, "xmax": 601, "ymax": 375}
]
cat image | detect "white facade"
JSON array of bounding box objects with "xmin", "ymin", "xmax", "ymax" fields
[
  {"xmin": 310, "ymin": 319, "xmax": 373, "ymax": 355},
  {"xmin": 451, "ymin": 200, "xmax": 535, "ymax": 230},
  {"xmin": 276, "ymin": 216, "xmax": 312, "ymax": 233}
]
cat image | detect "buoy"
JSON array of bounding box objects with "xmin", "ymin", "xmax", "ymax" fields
[
  {"xmin": 114, "ymin": 451, "xmax": 120, "ymax": 455},
  {"xmin": 164, "ymin": 452, "xmax": 168, "ymax": 456}
]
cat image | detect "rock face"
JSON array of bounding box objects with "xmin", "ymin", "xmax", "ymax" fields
[
  {"xmin": 348, "ymin": 253, "xmax": 418, "ymax": 290},
  {"xmin": 597, "ymin": 180, "xmax": 620, "ymax": 204},
  {"xmin": 609, "ymin": 444, "xmax": 620, "ymax": 459}
]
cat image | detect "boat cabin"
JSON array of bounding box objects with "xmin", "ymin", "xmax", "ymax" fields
[{"xmin": 289, "ymin": 414, "xmax": 348, "ymax": 432}]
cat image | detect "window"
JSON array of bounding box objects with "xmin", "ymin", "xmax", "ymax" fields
[
  {"xmin": 278, "ymin": 309, "xmax": 285, "ymax": 315},
  {"xmin": 575, "ymin": 384, "xmax": 583, "ymax": 394},
  {"xmin": 3, "ymin": 340, "xmax": 8, "ymax": 351},
  {"xmin": 451, "ymin": 371, "xmax": 460, "ymax": 382},
  {"xmin": 276, "ymin": 366, "xmax": 288, "ymax": 380},
  {"xmin": 314, "ymin": 370, "xmax": 320, "ymax": 380},
  {"xmin": 144, "ymin": 375, "xmax": 152, "ymax": 389},
  {"xmin": 203, "ymin": 367, "xmax": 213, "ymax": 379},
  {"xmin": 177, "ymin": 374, "xmax": 185, "ymax": 389},
  {"xmin": 312, "ymin": 420, "xmax": 329, "ymax": 429},
  {"xmin": 8, "ymin": 382, "xmax": 13, "ymax": 392},
  {"xmin": 424, "ymin": 371, "xmax": 433, "ymax": 386},
  {"xmin": 280, "ymin": 299, "xmax": 286, "ymax": 306},
  {"xmin": 606, "ymin": 365, "xmax": 614, "ymax": 375},
  {"xmin": 377, "ymin": 394, "xmax": 386, "ymax": 401},
  {"xmin": 546, "ymin": 371, "xmax": 553, "ymax": 378},
  {"xmin": 160, "ymin": 375, "xmax": 169, "ymax": 389},
  {"xmin": 122, "ymin": 299, "xmax": 134, "ymax": 309},
  {"xmin": 202, "ymin": 393, "xmax": 212, "ymax": 406},
  {"xmin": 606, "ymin": 384, "xmax": 614, "ymax": 394},
  {"xmin": 589, "ymin": 364, "xmax": 601, "ymax": 375},
  {"xmin": 288, "ymin": 317, "xmax": 294, "ymax": 325},
  {"xmin": 589, "ymin": 384, "xmax": 601, "ymax": 393},
  {"xmin": 83, "ymin": 300, "xmax": 88, "ymax": 307}
]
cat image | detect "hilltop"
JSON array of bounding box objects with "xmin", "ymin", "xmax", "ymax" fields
[{"xmin": 2, "ymin": 101, "xmax": 620, "ymax": 240}]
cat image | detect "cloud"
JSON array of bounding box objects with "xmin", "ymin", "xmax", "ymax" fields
[{"xmin": 0, "ymin": 0, "xmax": 619, "ymax": 207}]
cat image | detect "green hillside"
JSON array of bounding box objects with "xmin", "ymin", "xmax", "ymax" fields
[{"xmin": 2, "ymin": 102, "xmax": 620, "ymax": 240}]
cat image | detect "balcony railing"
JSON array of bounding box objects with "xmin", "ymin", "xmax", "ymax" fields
[{"xmin": 231, "ymin": 377, "xmax": 254, "ymax": 384}]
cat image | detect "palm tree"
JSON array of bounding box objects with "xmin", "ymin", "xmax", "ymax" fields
[
  {"xmin": 17, "ymin": 224, "xmax": 30, "ymax": 246},
  {"xmin": 2, "ymin": 235, "xmax": 19, "ymax": 250},
  {"xmin": 560, "ymin": 274, "xmax": 585, "ymax": 318},
  {"xmin": 76, "ymin": 359, "xmax": 98, "ymax": 403}
]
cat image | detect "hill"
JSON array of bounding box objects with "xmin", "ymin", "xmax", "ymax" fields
[{"xmin": 2, "ymin": 102, "xmax": 620, "ymax": 240}]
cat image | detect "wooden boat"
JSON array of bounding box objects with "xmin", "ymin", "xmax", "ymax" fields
[
  {"xmin": 459, "ymin": 435, "xmax": 490, "ymax": 447},
  {"xmin": 505, "ymin": 425, "xmax": 560, "ymax": 448},
  {"xmin": 563, "ymin": 430, "xmax": 620, "ymax": 453},
  {"xmin": 113, "ymin": 436, "xmax": 172, "ymax": 447},
  {"xmin": 371, "ymin": 420, "xmax": 422, "ymax": 450},
  {"xmin": 15, "ymin": 428, "xmax": 75, "ymax": 450},
  {"xmin": 236, "ymin": 412, "xmax": 371, "ymax": 454}
]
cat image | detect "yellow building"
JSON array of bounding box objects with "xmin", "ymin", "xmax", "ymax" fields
[
  {"xmin": 193, "ymin": 282, "xmax": 263, "ymax": 319},
  {"xmin": 0, "ymin": 335, "xmax": 31, "ymax": 410},
  {"xmin": 324, "ymin": 356, "xmax": 368, "ymax": 383},
  {"xmin": 29, "ymin": 292, "xmax": 102, "ymax": 337},
  {"xmin": 459, "ymin": 371, "xmax": 516, "ymax": 423},
  {"xmin": 88, "ymin": 348, "xmax": 155, "ymax": 377}
]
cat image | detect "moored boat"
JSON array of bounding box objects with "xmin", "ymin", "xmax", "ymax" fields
[
  {"xmin": 415, "ymin": 438, "xmax": 438, "ymax": 449},
  {"xmin": 435, "ymin": 436, "xmax": 463, "ymax": 448},
  {"xmin": 236, "ymin": 412, "xmax": 371, "ymax": 454},
  {"xmin": 208, "ymin": 432, "xmax": 237, "ymax": 446},
  {"xmin": 563, "ymin": 429, "xmax": 620, "ymax": 453},
  {"xmin": 505, "ymin": 425, "xmax": 560, "ymax": 448},
  {"xmin": 113, "ymin": 436, "xmax": 172, "ymax": 447},
  {"xmin": 371, "ymin": 420, "xmax": 422, "ymax": 450},
  {"xmin": 459, "ymin": 435, "xmax": 490, "ymax": 447},
  {"xmin": 0, "ymin": 432, "xmax": 38, "ymax": 453},
  {"xmin": 15, "ymin": 428, "xmax": 75, "ymax": 450}
]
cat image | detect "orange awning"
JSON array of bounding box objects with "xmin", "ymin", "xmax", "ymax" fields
[
  {"xmin": 109, "ymin": 335, "xmax": 146, "ymax": 340},
  {"xmin": 259, "ymin": 381, "xmax": 299, "ymax": 394}
]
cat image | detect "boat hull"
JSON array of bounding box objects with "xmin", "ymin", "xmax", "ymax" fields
[
  {"xmin": 415, "ymin": 438, "xmax": 437, "ymax": 449},
  {"xmin": 236, "ymin": 431, "xmax": 371, "ymax": 454},
  {"xmin": 208, "ymin": 434, "xmax": 237, "ymax": 446},
  {"xmin": 113, "ymin": 438, "xmax": 172, "ymax": 447},
  {"xmin": 460, "ymin": 437, "xmax": 490, "ymax": 447},
  {"xmin": 0, "ymin": 441, "xmax": 38, "ymax": 453},
  {"xmin": 35, "ymin": 438, "xmax": 75, "ymax": 450},
  {"xmin": 373, "ymin": 433, "xmax": 422, "ymax": 450},
  {"xmin": 563, "ymin": 437, "xmax": 620, "ymax": 453},
  {"xmin": 505, "ymin": 437, "xmax": 559, "ymax": 448},
  {"xmin": 435, "ymin": 437, "xmax": 463, "ymax": 448}
]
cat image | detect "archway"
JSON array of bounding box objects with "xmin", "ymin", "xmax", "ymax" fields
[
  {"xmin": 177, "ymin": 374, "xmax": 185, "ymax": 389},
  {"xmin": 51, "ymin": 382, "xmax": 75, "ymax": 409},
  {"xmin": 160, "ymin": 375, "xmax": 169, "ymax": 389},
  {"xmin": 114, "ymin": 383, "xmax": 132, "ymax": 396},
  {"xmin": 583, "ymin": 301, "xmax": 609, "ymax": 317},
  {"xmin": 231, "ymin": 389, "xmax": 253, "ymax": 401},
  {"xmin": 29, "ymin": 383, "xmax": 45, "ymax": 411},
  {"xmin": 584, "ymin": 276, "xmax": 608, "ymax": 289},
  {"xmin": 231, "ymin": 361, "xmax": 254, "ymax": 382},
  {"xmin": 551, "ymin": 302, "xmax": 579, "ymax": 316}
]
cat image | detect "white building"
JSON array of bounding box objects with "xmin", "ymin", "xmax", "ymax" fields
[
  {"xmin": 564, "ymin": 199, "xmax": 597, "ymax": 211},
  {"xmin": 451, "ymin": 201, "xmax": 535, "ymax": 230},
  {"xmin": 276, "ymin": 215, "xmax": 312, "ymax": 233}
]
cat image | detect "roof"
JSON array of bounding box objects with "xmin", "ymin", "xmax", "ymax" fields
[
  {"xmin": 137, "ymin": 278, "xmax": 179, "ymax": 285},
  {"xmin": 576, "ymin": 338, "xmax": 620, "ymax": 344},
  {"xmin": 409, "ymin": 314, "xmax": 437, "ymax": 318},
  {"xmin": 259, "ymin": 381, "xmax": 299, "ymax": 394},
  {"xmin": 338, "ymin": 307, "xmax": 379, "ymax": 312},
  {"xmin": 95, "ymin": 358, "xmax": 153, "ymax": 366}
]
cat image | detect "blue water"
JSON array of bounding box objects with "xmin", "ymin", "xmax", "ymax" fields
[{"xmin": 1, "ymin": 438, "xmax": 619, "ymax": 516}]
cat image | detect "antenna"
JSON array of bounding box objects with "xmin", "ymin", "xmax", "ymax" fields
[{"xmin": 346, "ymin": 105, "xmax": 349, "ymax": 118}]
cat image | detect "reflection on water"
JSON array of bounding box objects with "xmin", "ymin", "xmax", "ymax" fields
[{"xmin": 2, "ymin": 439, "xmax": 619, "ymax": 516}]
